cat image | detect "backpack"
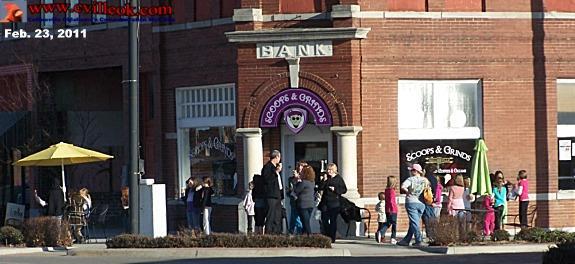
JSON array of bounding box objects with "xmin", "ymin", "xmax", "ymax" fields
[{"xmin": 339, "ymin": 196, "xmax": 362, "ymax": 223}]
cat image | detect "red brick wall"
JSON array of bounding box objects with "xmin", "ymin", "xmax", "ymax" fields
[{"xmin": 280, "ymin": 0, "xmax": 322, "ymax": 13}]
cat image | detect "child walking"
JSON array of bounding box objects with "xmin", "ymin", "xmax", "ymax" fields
[
  {"xmin": 483, "ymin": 195, "xmax": 495, "ymax": 236},
  {"xmin": 243, "ymin": 181, "xmax": 256, "ymax": 233},
  {"xmin": 516, "ymin": 170, "xmax": 530, "ymax": 228},
  {"xmin": 379, "ymin": 176, "xmax": 398, "ymax": 244},
  {"xmin": 375, "ymin": 192, "xmax": 386, "ymax": 243}
]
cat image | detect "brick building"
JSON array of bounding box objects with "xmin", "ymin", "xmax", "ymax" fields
[{"xmin": 1, "ymin": 0, "xmax": 575, "ymax": 234}]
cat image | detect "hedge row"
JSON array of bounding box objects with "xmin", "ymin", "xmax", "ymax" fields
[
  {"xmin": 106, "ymin": 233, "xmax": 332, "ymax": 249},
  {"xmin": 515, "ymin": 228, "xmax": 575, "ymax": 244}
]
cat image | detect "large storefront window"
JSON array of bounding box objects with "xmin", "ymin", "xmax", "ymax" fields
[
  {"xmin": 398, "ymin": 80, "xmax": 482, "ymax": 140},
  {"xmin": 398, "ymin": 80, "xmax": 481, "ymax": 184},
  {"xmin": 187, "ymin": 127, "xmax": 236, "ymax": 196},
  {"xmin": 176, "ymin": 84, "xmax": 236, "ymax": 197},
  {"xmin": 399, "ymin": 139, "xmax": 475, "ymax": 184},
  {"xmin": 557, "ymin": 80, "xmax": 575, "ymax": 190}
]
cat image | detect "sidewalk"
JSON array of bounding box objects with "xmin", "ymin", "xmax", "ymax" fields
[{"xmin": 1, "ymin": 237, "xmax": 553, "ymax": 258}]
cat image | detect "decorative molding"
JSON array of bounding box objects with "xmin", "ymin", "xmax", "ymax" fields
[
  {"xmin": 232, "ymin": 8, "xmax": 263, "ymax": 22},
  {"xmin": 331, "ymin": 126, "xmax": 363, "ymax": 136},
  {"xmin": 331, "ymin": 5, "xmax": 361, "ymax": 19},
  {"xmin": 226, "ymin": 27, "xmax": 370, "ymax": 43}
]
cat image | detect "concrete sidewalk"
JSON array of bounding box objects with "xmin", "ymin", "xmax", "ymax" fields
[{"xmin": 1, "ymin": 238, "xmax": 553, "ymax": 258}]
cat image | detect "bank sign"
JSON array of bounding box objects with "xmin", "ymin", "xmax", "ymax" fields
[{"xmin": 260, "ymin": 88, "xmax": 332, "ymax": 132}]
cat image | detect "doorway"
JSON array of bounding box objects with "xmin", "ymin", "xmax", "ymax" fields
[{"xmin": 281, "ymin": 124, "xmax": 332, "ymax": 234}]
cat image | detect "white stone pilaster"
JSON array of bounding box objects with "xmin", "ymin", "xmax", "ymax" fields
[
  {"xmin": 285, "ymin": 57, "xmax": 300, "ymax": 88},
  {"xmin": 236, "ymin": 128, "xmax": 263, "ymax": 190},
  {"xmin": 331, "ymin": 126, "xmax": 362, "ymax": 199}
]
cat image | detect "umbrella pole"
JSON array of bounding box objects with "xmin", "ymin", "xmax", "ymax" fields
[{"xmin": 61, "ymin": 160, "xmax": 67, "ymax": 202}]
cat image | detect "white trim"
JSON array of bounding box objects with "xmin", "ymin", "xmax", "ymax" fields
[
  {"xmin": 331, "ymin": 5, "xmax": 361, "ymax": 19},
  {"xmin": 557, "ymin": 79, "xmax": 575, "ymax": 84},
  {"xmin": 399, "ymin": 127, "xmax": 481, "ymax": 140},
  {"xmin": 401, "ymin": 79, "xmax": 481, "ymax": 85},
  {"xmin": 385, "ymin": 12, "xmax": 442, "ymax": 19},
  {"xmin": 233, "ymin": 8, "xmax": 263, "ymax": 22},
  {"xmin": 226, "ymin": 27, "xmax": 371, "ymax": 43},
  {"xmin": 557, "ymin": 125, "xmax": 575, "ymax": 137},
  {"xmin": 557, "ymin": 190, "xmax": 575, "ymax": 200}
]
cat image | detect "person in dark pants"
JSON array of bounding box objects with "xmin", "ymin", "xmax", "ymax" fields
[
  {"xmin": 422, "ymin": 168, "xmax": 438, "ymax": 239},
  {"xmin": 262, "ymin": 150, "xmax": 284, "ymax": 235},
  {"xmin": 252, "ymin": 174, "xmax": 267, "ymax": 234},
  {"xmin": 516, "ymin": 170, "xmax": 530, "ymax": 228},
  {"xmin": 318, "ymin": 163, "xmax": 347, "ymax": 243},
  {"xmin": 294, "ymin": 165, "xmax": 316, "ymax": 235}
]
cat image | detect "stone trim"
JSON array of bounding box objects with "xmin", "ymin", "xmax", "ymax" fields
[
  {"xmin": 144, "ymin": 11, "xmax": 575, "ymax": 34},
  {"xmin": 331, "ymin": 5, "xmax": 361, "ymax": 19},
  {"xmin": 232, "ymin": 8, "xmax": 263, "ymax": 22},
  {"xmin": 226, "ymin": 27, "xmax": 370, "ymax": 43},
  {"xmin": 236, "ymin": 128, "xmax": 263, "ymax": 137}
]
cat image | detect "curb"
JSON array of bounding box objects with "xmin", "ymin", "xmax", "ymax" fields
[
  {"xmin": 0, "ymin": 247, "xmax": 44, "ymax": 256},
  {"xmin": 68, "ymin": 247, "xmax": 351, "ymax": 258},
  {"xmin": 445, "ymin": 243, "xmax": 554, "ymax": 255}
]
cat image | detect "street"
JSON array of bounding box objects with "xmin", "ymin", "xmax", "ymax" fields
[{"xmin": 0, "ymin": 252, "xmax": 543, "ymax": 264}]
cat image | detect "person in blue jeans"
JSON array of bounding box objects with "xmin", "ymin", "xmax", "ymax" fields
[
  {"xmin": 294, "ymin": 165, "xmax": 316, "ymax": 235},
  {"xmin": 397, "ymin": 163, "xmax": 429, "ymax": 247}
]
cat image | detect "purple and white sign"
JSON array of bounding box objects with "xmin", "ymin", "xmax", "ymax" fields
[
  {"xmin": 260, "ymin": 88, "xmax": 332, "ymax": 128},
  {"xmin": 284, "ymin": 108, "xmax": 308, "ymax": 134}
]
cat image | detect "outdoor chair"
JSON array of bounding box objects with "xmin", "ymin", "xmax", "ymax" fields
[
  {"xmin": 84, "ymin": 205, "xmax": 98, "ymax": 243},
  {"xmin": 504, "ymin": 205, "xmax": 537, "ymax": 234},
  {"xmin": 89, "ymin": 204, "xmax": 109, "ymax": 241}
]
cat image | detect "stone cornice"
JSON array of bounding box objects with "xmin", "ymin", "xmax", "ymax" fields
[{"xmin": 225, "ymin": 27, "xmax": 371, "ymax": 43}]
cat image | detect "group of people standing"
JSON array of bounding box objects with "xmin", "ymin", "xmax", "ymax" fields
[
  {"xmin": 482, "ymin": 170, "xmax": 530, "ymax": 236},
  {"xmin": 34, "ymin": 176, "xmax": 93, "ymax": 243},
  {"xmin": 374, "ymin": 164, "xmax": 531, "ymax": 247},
  {"xmin": 182, "ymin": 176, "xmax": 215, "ymax": 235},
  {"xmin": 242, "ymin": 150, "xmax": 348, "ymax": 242}
]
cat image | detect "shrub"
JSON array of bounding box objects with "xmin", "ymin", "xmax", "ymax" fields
[
  {"xmin": 428, "ymin": 216, "xmax": 477, "ymax": 246},
  {"xmin": 23, "ymin": 217, "xmax": 72, "ymax": 247},
  {"xmin": 491, "ymin": 229, "xmax": 510, "ymax": 242},
  {"xmin": 0, "ymin": 226, "xmax": 24, "ymax": 246},
  {"xmin": 515, "ymin": 227, "xmax": 547, "ymax": 242},
  {"xmin": 515, "ymin": 228, "xmax": 575, "ymax": 244},
  {"xmin": 107, "ymin": 233, "xmax": 332, "ymax": 249},
  {"xmin": 542, "ymin": 242, "xmax": 575, "ymax": 264}
]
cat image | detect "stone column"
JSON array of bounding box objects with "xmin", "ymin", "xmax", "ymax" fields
[
  {"xmin": 236, "ymin": 128, "xmax": 263, "ymax": 234},
  {"xmin": 236, "ymin": 128, "xmax": 263, "ymax": 189},
  {"xmin": 330, "ymin": 126, "xmax": 362, "ymax": 199}
]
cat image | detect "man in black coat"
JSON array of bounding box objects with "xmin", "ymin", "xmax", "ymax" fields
[{"xmin": 262, "ymin": 150, "xmax": 283, "ymax": 234}]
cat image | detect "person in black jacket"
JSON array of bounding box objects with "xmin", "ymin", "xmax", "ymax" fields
[
  {"xmin": 318, "ymin": 163, "xmax": 347, "ymax": 242},
  {"xmin": 35, "ymin": 177, "xmax": 66, "ymax": 219},
  {"xmin": 196, "ymin": 177, "xmax": 215, "ymax": 235},
  {"xmin": 262, "ymin": 150, "xmax": 283, "ymax": 235}
]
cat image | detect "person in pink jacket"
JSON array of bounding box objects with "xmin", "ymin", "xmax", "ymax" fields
[
  {"xmin": 516, "ymin": 170, "xmax": 530, "ymax": 228},
  {"xmin": 483, "ymin": 195, "xmax": 495, "ymax": 236},
  {"xmin": 447, "ymin": 175, "xmax": 466, "ymax": 218}
]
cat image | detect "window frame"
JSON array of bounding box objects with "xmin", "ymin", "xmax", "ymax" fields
[
  {"xmin": 557, "ymin": 79, "xmax": 575, "ymax": 190},
  {"xmin": 175, "ymin": 83, "xmax": 236, "ymax": 197},
  {"xmin": 398, "ymin": 79, "xmax": 483, "ymax": 140}
]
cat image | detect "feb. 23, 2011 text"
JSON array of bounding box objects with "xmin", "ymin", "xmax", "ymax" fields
[{"xmin": 4, "ymin": 28, "xmax": 87, "ymax": 40}]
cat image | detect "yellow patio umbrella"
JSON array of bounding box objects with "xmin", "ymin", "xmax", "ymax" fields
[{"xmin": 13, "ymin": 142, "xmax": 114, "ymax": 197}]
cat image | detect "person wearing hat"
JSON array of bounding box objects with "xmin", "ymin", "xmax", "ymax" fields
[{"xmin": 397, "ymin": 163, "xmax": 429, "ymax": 247}]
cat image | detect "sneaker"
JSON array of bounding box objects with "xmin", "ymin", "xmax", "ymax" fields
[
  {"xmin": 390, "ymin": 238, "xmax": 397, "ymax": 245},
  {"xmin": 412, "ymin": 242, "xmax": 422, "ymax": 247},
  {"xmin": 396, "ymin": 240, "xmax": 409, "ymax": 246}
]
